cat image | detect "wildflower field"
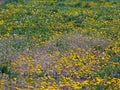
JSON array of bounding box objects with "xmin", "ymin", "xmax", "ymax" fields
[{"xmin": 0, "ymin": 0, "xmax": 120, "ymax": 89}]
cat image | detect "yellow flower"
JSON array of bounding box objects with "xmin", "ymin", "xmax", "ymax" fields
[
  {"xmin": 46, "ymin": 86, "xmax": 57, "ymax": 90},
  {"xmin": 0, "ymin": 20, "xmax": 4, "ymax": 25},
  {"xmin": 0, "ymin": 80, "xmax": 4, "ymax": 85},
  {"xmin": 15, "ymin": 87, "xmax": 20, "ymax": 90},
  {"xmin": 13, "ymin": 77, "xmax": 17, "ymax": 81},
  {"xmin": 95, "ymin": 77, "xmax": 103, "ymax": 84},
  {"xmin": 28, "ymin": 85, "xmax": 34, "ymax": 89},
  {"xmin": 29, "ymin": 78, "xmax": 33, "ymax": 81},
  {"xmin": 106, "ymin": 81, "xmax": 111, "ymax": 85},
  {"xmin": 82, "ymin": 80, "xmax": 89, "ymax": 85},
  {"xmin": 72, "ymin": 82, "xmax": 82, "ymax": 89}
]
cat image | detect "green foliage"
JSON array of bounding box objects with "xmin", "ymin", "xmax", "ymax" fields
[
  {"xmin": 110, "ymin": 54, "xmax": 120, "ymax": 62},
  {"xmin": 96, "ymin": 45, "xmax": 104, "ymax": 51},
  {"xmin": 74, "ymin": 2, "xmax": 82, "ymax": 7},
  {"xmin": 5, "ymin": 0, "xmax": 24, "ymax": 3},
  {"xmin": 0, "ymin": 64, "xmax": 19, "ymax": 78},
  {"xmin": 0, "ymin": 64, "xmax": 10, "ymax": 74},
  {"xmin": 97, "ymin": 63, "xmax": 120, "ymax": 78},
  {"xmin": 94, "ymin": 85, "xmax": 105, "ymax": 90},
  {"xmin": 0, "ymin": 26, "xmax": 8, "ymax": 35},
  {"xmin": 56, "ymin": 40, "xmax": 67, "ymax": 52}
]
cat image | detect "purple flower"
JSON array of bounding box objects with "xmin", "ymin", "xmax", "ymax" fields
[{"xmin": 60, "ymin": 86, "xmax": 70, "ymax": 90}]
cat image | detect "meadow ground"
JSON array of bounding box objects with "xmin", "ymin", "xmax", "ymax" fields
[{"xmin": 0, "ymin": 0, "xmax": 120, "ymax": 90}]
